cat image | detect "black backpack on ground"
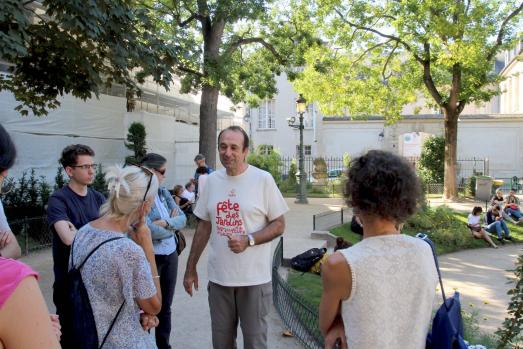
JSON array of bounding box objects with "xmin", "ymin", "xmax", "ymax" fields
[
  {"xmin": 291, "ymin": 247, "xmax": 327, "ymax": 272},
  {"xmin": 67, "ymin": 236, "xmax": 125, "ymax": 349}
]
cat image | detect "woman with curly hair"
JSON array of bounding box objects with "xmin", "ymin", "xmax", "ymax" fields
[{"xmin": 319, "ymin": 150, "xmax": 438, "ymax": 349}]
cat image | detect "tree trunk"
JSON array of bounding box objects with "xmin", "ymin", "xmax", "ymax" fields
[
  {"xmin": 197, "ymin": 17, "xmax": 225, "ymax": 169},
  {"xmin": 199, "ymin": 85, "xmax": 219, "ymax": 168},
  {"xmin": 443, "ymin": 108, "xmax": 459, "ymax": 200}
]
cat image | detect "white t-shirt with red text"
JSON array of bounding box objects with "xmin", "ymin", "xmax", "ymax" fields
[{"xmin": 193, "ymin": 165, "xmax": 289, "ymax": 286}]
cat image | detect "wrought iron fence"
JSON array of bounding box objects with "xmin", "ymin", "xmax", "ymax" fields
[
  {"xmin": 9, "ymin": 215, "xmax": 52, "ymax": 255},
  {"xmin": 280, "ymin": 157, "xmax": 345, "ymax": 182},
  {"xmin": 313, "ymin": 208, "xmax": 351, "ymax": 231},
  {"xmin": 272, "ymin": 237, "xmax": 323, "ymax": 349},
  {"xmin": 279, "ymin": 156, "xmax": 487, "ymax": 190}
]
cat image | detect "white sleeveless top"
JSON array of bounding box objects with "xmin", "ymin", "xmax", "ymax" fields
[{"xmin": 338, "ymin": 234, "xmax": 438, "ymax": 349}]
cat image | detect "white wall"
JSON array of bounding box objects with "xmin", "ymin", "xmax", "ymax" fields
[{"xmin": 500, "ymin": 57, "xmax": 523, "ymax": 114}]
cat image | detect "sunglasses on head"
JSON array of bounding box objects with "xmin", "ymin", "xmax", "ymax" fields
[
  {"xmin": 124, "ymin": 162, "xmax": 154, "ymax": 202},
  {"xmin": 141, "ymin": 167, "xmax": 154, "ymax": 202}
]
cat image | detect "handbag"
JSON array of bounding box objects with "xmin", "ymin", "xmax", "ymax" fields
[
  {"xmin": 174, "ymin": 230, "xmax": 186, "ymax": 255},
  {"xmin": 416, "ymin": 233, "xmax": 468, "ymax": 349}
]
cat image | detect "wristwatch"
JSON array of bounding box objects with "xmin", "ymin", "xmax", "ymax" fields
[{"xmin": 247, "ymin": 234, "xmax": 255, "ymax": 247}]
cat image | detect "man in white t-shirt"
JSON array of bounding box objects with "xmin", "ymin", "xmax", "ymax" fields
[{"xmin": 183, "ymin": 126, "xmax": 289, "ymax": 349}]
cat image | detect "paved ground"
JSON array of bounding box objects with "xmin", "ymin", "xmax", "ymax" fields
[{"xmin": 20, "ymin": 196, "xmax": 522, "ymax": 347}]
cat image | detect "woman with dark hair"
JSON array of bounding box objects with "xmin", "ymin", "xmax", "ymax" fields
[
  {"xmin": 0, "ymin": 124, "xmax": 61, "ymax": 348},
  {"xmin": 140, "ymin": 153, "xmax": 186, "ymax": 349},
  {"xmin": 319, "ymin": 150, "xmax": 438, "ymax": 349},
  {"xmin": 467, "ymin": 206, "xmax": 497, "ymax": 248}
]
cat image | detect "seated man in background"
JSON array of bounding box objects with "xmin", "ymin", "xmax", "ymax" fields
[{"xmin": 485, "ymin": 205, "xmax": 512, "ymax": 243}]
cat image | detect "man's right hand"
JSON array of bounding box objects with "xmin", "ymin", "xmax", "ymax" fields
[{"xmin": 183, "ymin": 269, "xmax": 199, "ymax": 296}]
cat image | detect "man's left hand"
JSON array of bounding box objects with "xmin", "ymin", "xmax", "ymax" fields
[{"xmin": 228, "ymin": 235, "xmax": 248, "ymax": 253}]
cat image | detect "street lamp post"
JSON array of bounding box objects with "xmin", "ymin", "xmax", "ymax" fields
[{"xmin": 287, "ymin": 94, "xmax": 308, "ymax": 204}]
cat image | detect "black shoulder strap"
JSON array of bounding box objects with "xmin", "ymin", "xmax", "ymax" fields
[
  {"xmin": 416, "ymin": 233, "xmax": 448, "ymax": 308},
  {"xmin": 99, "ymin": 300, "xmax": 125, "ymax": 348},
  {"xmin": 73, "ymin": 236, "xmax": 124, "ymax": 270}
]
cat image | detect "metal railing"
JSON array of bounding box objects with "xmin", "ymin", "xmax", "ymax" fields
[
  {"xmin": 313, "ymin": 208, "xmax": 351, "ymax": 231},
  {"xmin": 272, "ymin": 237, "xmax": 323, "ymax": 349},
  {"xmin": 9, "ymin": 215, "xmax": 52, "ymax": 255},
  {"xmin": 279, "ymin": 156, "xmax": 488, "ymax": 184}
]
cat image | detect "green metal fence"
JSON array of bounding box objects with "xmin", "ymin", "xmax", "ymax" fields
[{"xmin": 272, "ymin": 237, "xmax": 324, "ymax": 349}]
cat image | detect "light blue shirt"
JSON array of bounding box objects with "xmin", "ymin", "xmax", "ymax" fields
[
  {"xmin": 146, "ymin": 188, "xmax": 186, "ymax": 256},
  {"xmin": 153, "ymin": 235, "xmax": 176, "ymax": 256}
]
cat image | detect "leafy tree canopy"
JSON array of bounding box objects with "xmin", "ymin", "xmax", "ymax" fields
[
  {"xmin": 142, "ymin": 0, "xmax": 318, "ymax": 106},
  {"xmin": 0, "ymin": 0, "xmax": 178, "ymax": 116},
  {"xmin": 294, "ymin": 0, "xmax": 522, "ymax": 120}
]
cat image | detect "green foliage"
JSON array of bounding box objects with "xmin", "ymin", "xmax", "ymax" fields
[
  {"xmin": 0, "ymin": 0, "xmax": 177, "ymax": 116},
  {"xmin": 294, "ymin": 0, "xmax": 523, "ymax": 197},
  {"xmin": 279, "ymin": 159, "xmax": 298, "ymax": 192},
  {"xmin": 462, "ymin": 309, "xmax": 499, "ymax": 347},
  {"xmin": 418, "ymin": 136, "xmax": 445, "ymax": 184},
  {"xmin": 332, "ymin": 205, "xmax": 519, "ymax": 255},
  {"xmin": 54, "ymin": 167, "xmax": 66, "ymax": 191},
  {"xmin": 343, "ymin": 152, "xmax": 351, "ymax": 169},
  {"xmin": 143, "ymin": 0, "xmax": 318, "ymax": 166},
  {"xmin": 295, "ymin": 0, "xmax": 522, "ymax": 118},
  {"xmin": 247, "ymin": 145, "xmax": 283, "ymax": 184},
  {"xmin": 38, "ymin": 176, "xmax": 51, "ymax": 207},
  {"xmin": 2, "ymin": 170, "xmax": 53, "ymax": 219},
  {"xmin": 496, "ymin": 255, "xmax": 523, "ymax": 348},
  {"xmin": 125, "ymin": 122, "xmax": 147, "ymax": 164},
  {"xmin": 287, "ymin": 269, "xmax": 323, "ymax": 308},
  {"xmin": 91, "ymin": 164, "xmax": 107, "ymax": 197},
  {"xmin": 27, "ymin": 169, "xmax": 39, "ymax": 206},
  {"xmin": 467, "ymin": 176, "xmax": 477, "ymax": 197},
  {"xmin": 289, "ymin": 160, "xmax": 298, "ymax": 184}
]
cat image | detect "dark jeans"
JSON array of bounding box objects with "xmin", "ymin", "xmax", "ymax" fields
[
  {"xmin": 155, "ymin": 251, "xmax": 179, "ymax": 349},
  {"xmin": 53, "ymin": 280, "xmax": 73, "ymax": 349}
]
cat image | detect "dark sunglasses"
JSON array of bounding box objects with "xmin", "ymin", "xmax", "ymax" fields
[{"xmin": 155, "ymin": 168, "xmax": 166, "ymax": 176}]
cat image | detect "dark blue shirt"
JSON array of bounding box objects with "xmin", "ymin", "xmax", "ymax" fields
[{"xmin": 47, "ymin": 185, "xmax": 105, "ymax": 286}]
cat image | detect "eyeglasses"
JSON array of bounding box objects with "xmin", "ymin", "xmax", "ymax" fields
[
  {"xmin": 155, "ymin": 168, "xmax": 166, "ymax": 176},
  {"xmin": 71, "ymin": 164, "xmax": 98, "ymax": 170}
]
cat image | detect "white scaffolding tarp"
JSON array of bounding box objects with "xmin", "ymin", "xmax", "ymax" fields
[{"xmin": 0, "ymin": 91, "xmax": 200, "ymax": 189}]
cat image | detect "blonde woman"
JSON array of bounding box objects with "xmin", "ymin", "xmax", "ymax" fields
[{"xmin": 70, "ymin": 165, "xmax": 162, "ymax": 348}]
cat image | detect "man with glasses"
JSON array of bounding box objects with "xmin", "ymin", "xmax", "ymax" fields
[{"xmin": 47, "ymin": 144, "xmax": 106, "ymax": 348}]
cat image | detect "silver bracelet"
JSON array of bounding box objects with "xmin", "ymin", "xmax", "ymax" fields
[{"xmin": 152, "ymin": 275, "xmax": 160, "ymax": 279}]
